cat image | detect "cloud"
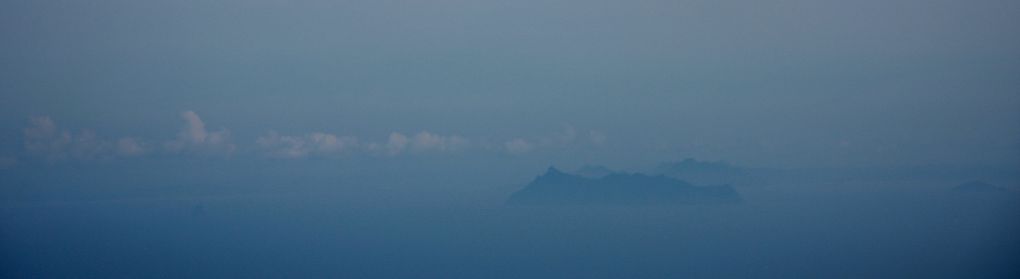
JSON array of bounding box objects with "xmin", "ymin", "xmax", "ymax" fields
[
  {"xmin": 256, "ymin": 131, "xmax": 357, "ymax": 159},
  {"xmin": 504, "ymin": 138, "xmax": 533, "ymax": 154},
  {"xmin": 164, "ymin": 111, "xmax": 235, "ymax": 155},
  {"xmin": 367, "ymin": 131, "xmax": 470, "ymax": 156},
  {"xmin": 68, "ymin": 129, "xmax": 112, "ymax": 160},
  {"xmin": 181, "ymin": 111, "xmax": 208, "ymax": 143},
  {"xmin": 308, "ymin": 132, "xmax": 355, "ymax": 153},
  {"xmin": 24, "ymin": 116, "xmax": 72, "ymax": 161},
  {"xmin": 373, "ymin": 132, "xmax": 409, "ymax": 156},
  {"xmin": 502, "ymin": 125, "xmax": 605, "ymax": 154},
  {"xmin": 22, "ymin": 116, "xmax": 140, "ymax": 162},
  {"xmin": 116, "ymin": 138, "xmax": 146, "ymax": 157},
  {"xmin": 410, "ymin": 131, "xmax": 468, "ymax": 152},
  {"xmin": 19, "ymin": 113, "xmax": 604, "ymax": 162}
]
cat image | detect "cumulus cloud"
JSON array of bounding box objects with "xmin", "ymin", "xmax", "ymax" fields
[
  {"xmin": 164, "ymin": 111, "xmax": 235, "ymax": 155},
  {"xmin": 18, "ymin": 113, "xmax": 604, "ymax": 162},
  {"xmin": 308, "ymin": 132, "xmax": 355, "ymax": 153},
  {"xmin": 256, "ymin": 131, "xmax": 357, "ymax": 159},
  {"xmin": 367, "ymin": 131, "xmax": 469, "ymax": 156},
  {"xmin": 22, "ymin": 116, "xmax": 141, "ymax": 162},
  {"xmin": 502, "ymin": 125, "xmax": 605, "ymax": 154},
  {"xmin": 24, "ymin": 116, "xmax": 72, "ymax": 161},
  {"xmin": 181, "ymin": 111, "xmax": 208, "ymax": 143},
  {"xmin": 68, "ymin": 129, "xmax": 112, "ymax": 160},
  {"xmin": 116, "ymin": 138, "xmax": 146, "ymax": 157},
  {"xmin": 368, "ymin": 132, "xmax": 409, "ymax": 156},
  {"xmin": 410, "ymin": 131, "xmax": 468, "ymax": 152}
]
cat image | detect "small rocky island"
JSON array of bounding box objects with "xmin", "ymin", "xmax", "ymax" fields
[{"xmin": 507, "ymin": 167, "xmax": 742, "ymax": 206}]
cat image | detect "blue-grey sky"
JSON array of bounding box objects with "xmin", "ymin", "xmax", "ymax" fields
[
  {"xmin": 2, "ymin": 0, "xmax": 1019, "ymax": 168},
  {"xmin": 3, "ymin": 3, "xmax": 1020, "ymax": 278}
]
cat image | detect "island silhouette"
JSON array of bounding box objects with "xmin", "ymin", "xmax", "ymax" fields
[{"xmin": 508, "ymin": 167, "xmax": 742, "ymax": 205}]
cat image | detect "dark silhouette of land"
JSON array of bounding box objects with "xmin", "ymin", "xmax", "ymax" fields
[{"xmin": 507, "ymin": 167, "xmax": 741, "ymax": 205}]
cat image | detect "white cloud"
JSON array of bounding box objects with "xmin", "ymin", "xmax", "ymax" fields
[
  {"xmin": 256, "ymin": 131, "xmax": 357, "ymax": 159},
  {"xmin": 410, "ymin": 131, "xmax": 468, "ymax": 152},
  {"xmin": 502, "ymin": 125, "xmax": 605, "ymax": 154},
  {"xmin": 24, "ymin": 116, "xmax": 72, "ymax": 161},
  {"xmin": 308, "ymin": 132, "xmax": 355, "ymax": 153},
  {"xmin": 380, "ymin": 132, "xmax": 409, "ymax": 156},
  {"xmin": 367, "ymin": 131, "xmax": 470, "ymax": 156},
  {"xmin": 22, "ymin": 116, "xmax": 140, "ymax": 161},
  {"xmin": 164, "ymin": 111, "xmax": 235, "ymax": 155},
  {"xmin": 68, "ymin": 129, "xmax": 112, "ymax": 160},
  {"xmin": 19, "ymin": 113, "xmax": 603, "ymax": 162},
  {"xmin": 181, "ymin": 111, "xmax": 207, "ymax": 144},
  {"xmin": 116, "ymin": 138, "xmax": 146, "ymax": 157}
]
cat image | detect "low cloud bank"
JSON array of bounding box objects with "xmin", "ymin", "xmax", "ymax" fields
[
  {"xmin": 17, "ymin": 112, "xmax": 605, "ymax": 163},
  {"xmin": 163, "ymin": 111, "xmax": 235, "ymax": 155},
  {"xmin": 23, "ymin": 116, "xmax": 145, "ymax": 162},
  {"xmin": 256, "ymin": 131, "xmax": 357, "ymax": 159},
  {"xmin": 502, "ymin": 125, "xmax": 607, "ymax": 155}
]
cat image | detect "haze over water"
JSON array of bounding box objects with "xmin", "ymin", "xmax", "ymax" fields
[{"xmin": 2, "ymin": 0, "xmax": 1019, "ymax": 277}]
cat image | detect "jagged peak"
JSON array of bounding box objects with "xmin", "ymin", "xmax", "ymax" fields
[{"xmin": 533, "ymin": 166, "xmax": 579, "ymax": 183}]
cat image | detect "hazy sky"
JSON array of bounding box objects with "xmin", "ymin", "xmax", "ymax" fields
[{"xmin": 2, "ymin": 0, "xmax": 1019, "ymax": 168}]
